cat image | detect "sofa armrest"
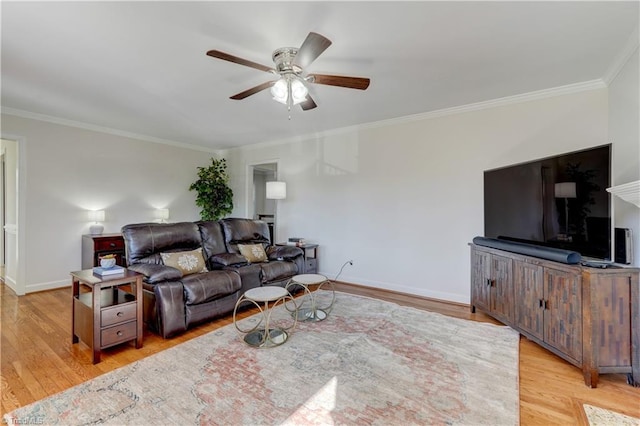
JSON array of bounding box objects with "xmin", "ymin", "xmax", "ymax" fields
[
  {"xmin": 208, "ymin": 253, "xmax": 248, "ymax": 268},
  {"xmin": 267, "ymin": 245, "xmax": 303, "ymax": 261},
  {"xmin": 127, "ymin": 263, "xmax": 182, "ymax": 284},
  {"xmin": 154, "ymin": 281, "xmax": 187, "ymax": 338}
]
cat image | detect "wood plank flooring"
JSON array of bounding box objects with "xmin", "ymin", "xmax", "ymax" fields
[{"xmin": 2, "ymin": 281, "xmax": 639, "ymax": 424}]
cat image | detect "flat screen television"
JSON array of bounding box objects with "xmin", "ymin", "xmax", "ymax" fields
[{"xmin": 484, "ymin": 144, "xmax": 611, "ymax": 260}]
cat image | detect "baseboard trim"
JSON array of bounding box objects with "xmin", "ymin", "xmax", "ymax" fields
[
  {"xmin": 333, "ymin": 280, "xmax": 470, "ymax": 309},
  {"xmin": 26, "ymin": 279, "xmax": 69, "ymax": 294}
]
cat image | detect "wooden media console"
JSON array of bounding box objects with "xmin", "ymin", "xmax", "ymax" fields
[{"xmin": 470, "ymin": 243, "xmax": 639, "ymax": 388}]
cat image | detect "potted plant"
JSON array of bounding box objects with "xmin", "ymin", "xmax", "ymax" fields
[{"xmin": 189, "ymin": 158, "xmax": 233, "ymax": 221}]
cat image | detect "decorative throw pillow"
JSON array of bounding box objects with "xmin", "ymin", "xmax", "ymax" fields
[
  {"xmin": 160, "ymin": 248, "xmax": 208, "ymax": 276},
  {"xmin": 238, "ymin": 244, "xmax": 269, "ymax": 263}
]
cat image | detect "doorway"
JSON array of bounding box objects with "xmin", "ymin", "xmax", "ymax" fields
[
  {"xmin": 0, "ymin": 138, "xmax": 18, "ymax": 289},
  {"xmin": 249, "ymin": 162, "xmax": 278, "ymax": 243},
  {"xmin": 0, "ymin": 149, "xmax": 4, "ymax": 279}
]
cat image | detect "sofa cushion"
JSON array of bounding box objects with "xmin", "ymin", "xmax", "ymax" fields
[
  {"xmin": 220, "ymin": 218, "xmax": 270, "ymax": 253},
  {"xmin": 122, "ymin": 222, "xmax": 202, "ymax": 265},
  {"xmin": 238, "ymin": 244, "xmax": 268, "ymax": 263},
  {"xmin": 161, "ymin": 248, "xmax": 208, "ymax": 276},
  {"xmin": 197, "ymin": 221, "xmax": 228, "ymax": 261},
  {"xmin": 261, "ymin": 261, "xmax": 298, "ymax": 283},
  {"xmin": 182, "ymin": 270, "xmax": 241, "ymax": 305}
]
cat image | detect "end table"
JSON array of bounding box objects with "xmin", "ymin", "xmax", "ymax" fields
[{"xmin": 71, "ymin": 269, "xmax": 143, "ymax": 364}]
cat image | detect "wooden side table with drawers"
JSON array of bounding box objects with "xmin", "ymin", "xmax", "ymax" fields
[{"xmin": 71, "ymin": 269, "xmax": 143, "ymax": 364}]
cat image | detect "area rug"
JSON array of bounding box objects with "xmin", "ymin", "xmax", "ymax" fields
[
  {"xmin": 584, "ymin": 404, "xmax": 640, "ymax": 426},
  {"xmin": 4, "ymin": 291, "xmax": 520, "ymax": 425}
]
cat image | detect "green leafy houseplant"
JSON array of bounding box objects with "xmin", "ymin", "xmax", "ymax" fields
[{"xmin": 189, "ymin": 158, "xmax": 233, "ymax": 221}]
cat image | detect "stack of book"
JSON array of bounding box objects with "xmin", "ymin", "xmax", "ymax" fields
[
  {"xmin": 286, "ymin": 237, "xmax": 306, "ymax": 247},
  {"xmin": 93, "ymin": 265, "xmax": 126, "ymax": 276}
]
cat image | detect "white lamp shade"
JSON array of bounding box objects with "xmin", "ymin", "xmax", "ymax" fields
[
  {"xmin": 266, "ymin": 181, "xmax": 287, "ymax": 200},
  {"xmin": 88, "ymin": 210, "xmax": 105, "ymax": 222},
  {"xmin": 554, "ymin": 182, "xmax": 576, "ymax": 198},
  {"xmin": 155, "ymin": 208, "xmax": 169, "ymax": 221}
]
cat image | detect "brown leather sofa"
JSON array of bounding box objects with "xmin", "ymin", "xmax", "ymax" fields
[{"xmin": 121, "ymin": 218, "xmax": 303, "ymax": 338}]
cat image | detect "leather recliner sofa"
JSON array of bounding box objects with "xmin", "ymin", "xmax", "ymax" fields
[{"xmin": 121, "ymin": 218, "xmax": 304, "ymax": 338}]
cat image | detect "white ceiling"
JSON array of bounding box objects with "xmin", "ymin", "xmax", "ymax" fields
[{"xmin": 2, "ymin": 1, "xmax": 638, "ymax": 151}]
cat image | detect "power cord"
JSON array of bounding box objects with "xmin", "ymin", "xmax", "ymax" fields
[{"xmin": 334, "ymin": 260, "xmax": 353, "ymax": 282}]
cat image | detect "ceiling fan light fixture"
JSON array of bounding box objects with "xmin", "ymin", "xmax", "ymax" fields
[
  {"xmin": 271, "ymin": 78, "xmax": 288, "ymax": 104},
  {"xmin": 290, "ymin": 78, "xmax": 308, "ymax": 105},
  {"xmin": 270, "ymin": 75, "xmax": 308, "ymax": 106}
]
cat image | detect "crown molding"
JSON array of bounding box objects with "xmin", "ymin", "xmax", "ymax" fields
[
  {"xmin": 0, "ymin": 107, "xmax": 220, "ymax": 154},
  {"xmin": 365, "ymin": 79, "xmax": 607, "ymax": 130},
  {"xmin": 603, "ymin": 25, "xmax": 639, "ymax": 85},
  {"xmin": 3, "ymin": 77, "xmax": 608, "ymax": 157},
  {"xmin": 224, "ymin": 79, "xmax": 608, "ymax": 154}
]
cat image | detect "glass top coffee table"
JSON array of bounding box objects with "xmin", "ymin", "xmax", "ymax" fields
[
  {"xmin": 232, "ymin": 286, "xmax": 297, "ymax": 348},
  {"xmin": 285, "ymin": 274, "xmax": 335, "ymax": 322}
]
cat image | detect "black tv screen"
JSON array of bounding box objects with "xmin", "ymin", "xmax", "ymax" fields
[{"xmin": 484, "ymin": 145, "xmax": 611, "ymax": 260}]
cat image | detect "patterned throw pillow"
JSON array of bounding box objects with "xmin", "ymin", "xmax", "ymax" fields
[
  {"xmin": 160, "ymin": 248, "xmax": 209, "ymax": 276},
  {"xmin": 238, "ymin": 244, "xmax": 269, "ymax": 263}
]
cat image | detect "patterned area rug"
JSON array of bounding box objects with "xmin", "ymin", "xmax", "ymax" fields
[
  {"xmin": 4, "ymin": 291, "xmax": 519, "ymax": 425},
  {"xmin": 584, "ymin": 404, "xmax": 640, "ymax": 426}
]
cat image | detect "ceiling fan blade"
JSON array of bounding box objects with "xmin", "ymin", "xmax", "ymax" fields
[
  {"xmin": 300, "ymin": 95, "xmax": 317, "ymax": 111},
  {"xmin": 308, "ymin": 74, "xmax": 370, "ymax": 90},
  {"xmin": 206, "ymin": 50, "xmax": 274, "ymax": 73},
  {"xmin": 230, "ymin": 81, "xmax": 275, "ymax": 100},
  {"xmin": 293, "ymin": 32, "xmax": 332, "ymax": 69}
]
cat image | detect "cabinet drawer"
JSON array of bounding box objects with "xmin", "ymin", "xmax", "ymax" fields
[
  {"xmin": 305, "ymin": 258, "xmax": 317, "ymax": 273},
  {"xmin": 95, "ymin": 237, "xmax": 125, "ymax": 251},
  {"xmin": 101, "ymin": 302, "xmax": 137, "ymax": 327},
  {"xmin": 101, "ymin": 321, "xmax": 137, "ymax": 347}
]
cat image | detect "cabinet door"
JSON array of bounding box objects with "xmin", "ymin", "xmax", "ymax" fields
[
  {"xmin": 471, "ymin": 249, "xmax": 491, "ymax": 312},
  {"xmin": 514, "ymin": 260, "xmax": 544, "ymax": 340},
  {"xmin": 544, "ymin": 268, "xmax": 582, "ymax": 363},
  {"xmin": 490, "ymin": 255, "xmax": 514, "ymax": 323}
]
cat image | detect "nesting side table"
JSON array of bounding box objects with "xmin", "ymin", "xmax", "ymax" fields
[
  {"xmin": 71, "ymin": 269, "xmax": 143, "ymax": 363},
  {"xmin": 233, "ymin": 286, "xmax": 297, "ymax": 348},
  {"xmin": 285, "ymin": 274, "xmax": 335, "ymax": 322}
]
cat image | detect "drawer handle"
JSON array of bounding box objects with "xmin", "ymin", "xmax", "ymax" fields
[
  {"xmin": 110, "ymin": 243, "xmax": 116, "ymax": 247},
  {"xmin": 116, "ymin": 311, "xmax": 124, "ymax": 317},
  {"xmin": 117, "ymin": 331, "xmax": 123, "ymax": 336}
]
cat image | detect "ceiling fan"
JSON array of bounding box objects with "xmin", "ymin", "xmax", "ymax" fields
[{"xmin": 206, "ymin": 32, "xmax": 370, "ymax": 112}]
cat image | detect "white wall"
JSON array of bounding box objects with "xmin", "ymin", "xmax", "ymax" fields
[
  {"xmin": 225, "ymin": 88, "xmax": 611, "ymax": 303},
  {"xmin": 609, "ymin": 48, "xmax": 640, "ymax": 267},
  {"xmin": 1, "ymin": 114, "xmax": 218, "ymax": 294}
]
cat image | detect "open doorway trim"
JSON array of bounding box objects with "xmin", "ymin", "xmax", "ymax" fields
[
  {"xmin": 1, "ymin": 134, "xmax": 27, "ymax": 295},
  {"xmin": 246, "ymin": 159, "xmax": 280, "ymax": 242}
]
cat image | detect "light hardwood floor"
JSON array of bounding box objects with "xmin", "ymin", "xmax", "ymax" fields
[{"xmin": 1, "ymin": 281, "xmax": 639, "ymax": 423}]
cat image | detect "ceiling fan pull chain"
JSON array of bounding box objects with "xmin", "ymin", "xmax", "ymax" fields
[{"xmin": 287, "ymin": 81, "xmax": 293, "ymax": 120}]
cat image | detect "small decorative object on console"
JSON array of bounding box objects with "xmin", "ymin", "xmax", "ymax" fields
[
  {"xmin": 100, "ymin": 254, "xmax": 117, "ymax": 269},
  {"xmin": 287, "ymin": 237, "xmax": 306, "ymax": 246},
  {"xmin": 93, "ymin": 265, "xmax": 126, "ymax": 276}
]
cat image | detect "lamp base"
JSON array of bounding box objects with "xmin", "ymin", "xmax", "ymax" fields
[{"xmin": 89, "ymin": 224, "xmax": 104, "ymax": 235}]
